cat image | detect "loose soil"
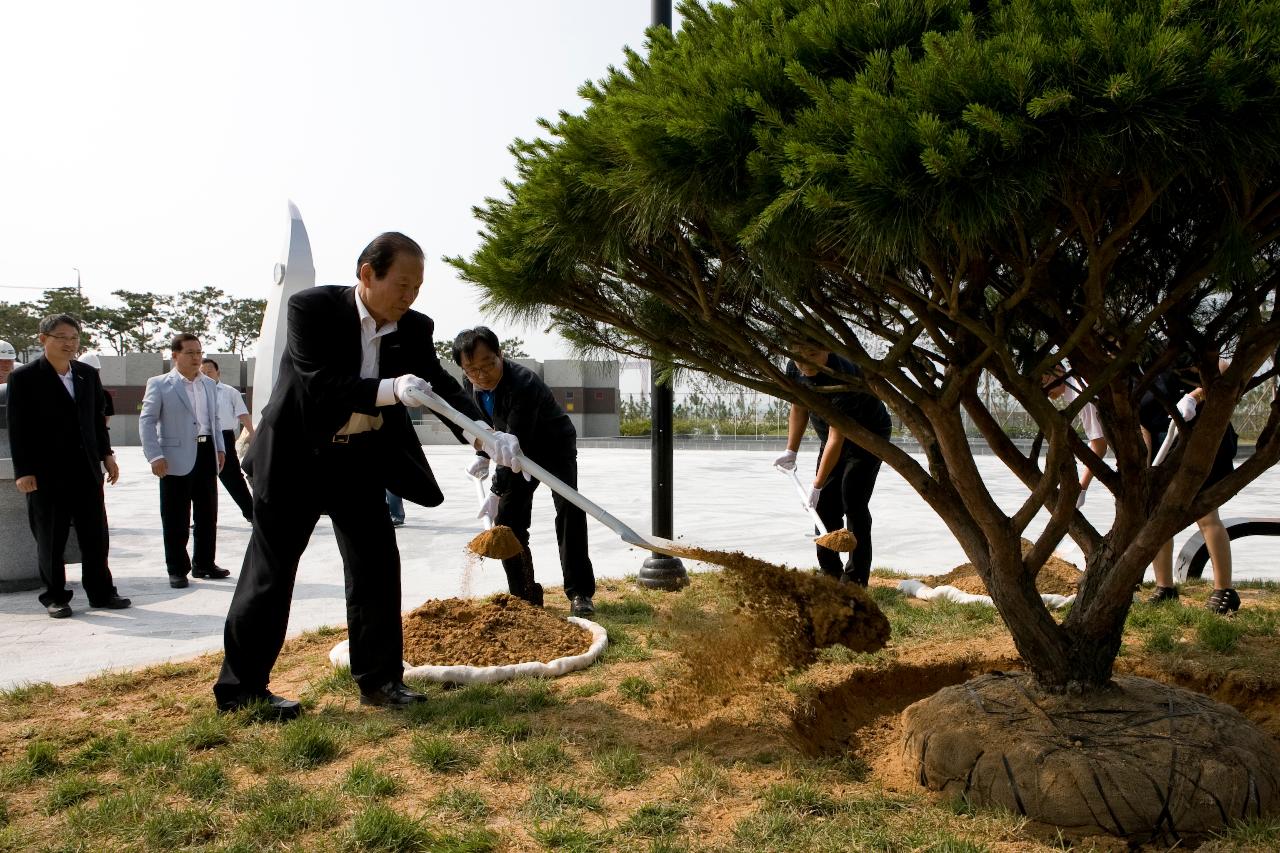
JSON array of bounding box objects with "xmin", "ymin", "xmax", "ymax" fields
[
  {"xmin": 467, "ymin": 525, "xmax": 523, "ymax": 560},
  {"xmin": 401, "ymin": 594, "xmax": 591, "ymax": 667},
  {"xmin": 814, "ymin": 527, "xmax": 856, "ymax": 551},
  {"xmin": 924, "ymin": 538, "xmax": 1082, "ymax": 596},
  {"xmin": 669, "ymin": 546, "xmax": 890, "ymax": 663}
]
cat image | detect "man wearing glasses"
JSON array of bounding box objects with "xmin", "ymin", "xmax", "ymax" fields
[
  {"xmin": 140, "ymin": 334, "xmax": 227, "ymax": 589},
  {"xmin": 7, "ymin": 314, "xmax": 130, "ymax": 617},
  {"xmin": 453, "ymin": 326, "xmax": 596, "ymax": 617}
]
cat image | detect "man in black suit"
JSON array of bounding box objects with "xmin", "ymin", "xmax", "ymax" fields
[
  {"xmin": 214, "ymin": 232, "xmax": 524, "ymax": 718},
  {"xmin": 7, "ymin": 314, "xmax": 130, "ymax": 618},
  {"xmin": 455, "ymin": 327, "xmax": 596, "ymax": 616}
]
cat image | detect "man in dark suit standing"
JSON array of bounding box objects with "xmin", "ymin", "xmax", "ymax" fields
[
  {"xmin": 454, "ymin": 327, "xmax": 596, "ymax": 617},
  {"xmin": 214, "ymin": 232, "xmax": 524, "ymax": 718},
  {"xmin": 7, "ymin": 314, "xmax": 130, "ymax": 618}
]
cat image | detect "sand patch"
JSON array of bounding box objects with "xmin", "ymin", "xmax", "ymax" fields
[{"xmin": 923, "ymin": 539, "xmax": 1081, "ymax": 596}]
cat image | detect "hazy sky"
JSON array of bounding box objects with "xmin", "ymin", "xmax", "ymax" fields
[{"xmin": 0, "ymin": 1, "xmax": 681, "ymax": 358}]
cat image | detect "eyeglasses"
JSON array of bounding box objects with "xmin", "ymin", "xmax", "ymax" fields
[
  {"xmin": 461, "ymin": 357, "xmax": 501, "ymax": 376},
  {"xmin": 45, "ymin": 333, "xmax": 79, "ymax": 343},
  {"xmin": 178, "ymin": 349, "xmax": 204, "ymax": 356}
]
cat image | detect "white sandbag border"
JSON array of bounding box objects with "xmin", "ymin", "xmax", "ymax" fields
[
  {"xmin": 328, "ymin": 616, "xmax": 608, "ymax": 685},
  {"xmin": 898, "ymin": 579, "xmax": 1075, "ymax": 610}
]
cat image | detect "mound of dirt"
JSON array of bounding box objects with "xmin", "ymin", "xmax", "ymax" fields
[
  {"xmin": 924, "ymin": 539, "xmax": 1081, "ymax": 597},
  {"xmin": 402, "ymin": 594, "xmax": 591, "ymax": 667},
  {"xmin": 468, "ymin": 526, "xmax": 523, "ymax": 559},
  {"xmin": 901, "ymin": 671, "xmax": 1280, "ymax": 845}
]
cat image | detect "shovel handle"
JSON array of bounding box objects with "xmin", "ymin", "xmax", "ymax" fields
[{"xmin": 780, "ymin": 465, "xmax": 829, "ymax": 533}]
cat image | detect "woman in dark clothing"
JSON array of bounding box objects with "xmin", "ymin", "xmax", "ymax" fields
[
  {"xmin": 1140, "ymin": 362, "xmax": 1239, "ymax": 613},
  {"xmin": 773, "ymin": 343, "xmax": 892, "ymax": 586}
]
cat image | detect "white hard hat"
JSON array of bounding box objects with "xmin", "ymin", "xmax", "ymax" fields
[
  {"xmin": 78, "ymin": 352, "xmax": 102, "ymax": 369},
  {"xmin": 0, "ymin": 340, "xmax": 15, "ymax": 360}
]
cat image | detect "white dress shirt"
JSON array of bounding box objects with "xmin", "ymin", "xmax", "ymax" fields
[
  {"xmin": 336, "ymin": 289, "xmax": 399, "ymax": 435},
  {"xmin": 214, "ymin": 382, "xmax": 248, "ymax": 431},
  {"xmin": 172, "ymin": 368, "xmax": 214, "ymax": 436},
  {"xmin": 56, "ymin": 366, "xmax": 75, "ymax": 398}
]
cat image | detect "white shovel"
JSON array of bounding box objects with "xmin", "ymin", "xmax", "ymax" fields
[
  {"xmin": 466, "ymin": 467, "xmax": 493, "ymax": 531},
  {"xmin": 778, "ymin": 465, "xmax": 832, "ymax": 539},
  {"xmin": 407, "ymin": 387, "xmax": 688, "ymax": 559}
]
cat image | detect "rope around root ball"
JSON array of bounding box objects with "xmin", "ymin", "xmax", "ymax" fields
[{"xmin": 468, "ymin": 525, "xmax": 523, "ymax": 559}]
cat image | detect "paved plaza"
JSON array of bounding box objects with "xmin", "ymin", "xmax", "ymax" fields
[{"xmin": 3, "ymin": 445, "xmax": 1278, "ymax": 689}]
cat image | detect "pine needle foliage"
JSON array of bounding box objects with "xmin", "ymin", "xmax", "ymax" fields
[{"xmin": 452, "ymin": 0, "xmax": 1280, "ymax": 689}]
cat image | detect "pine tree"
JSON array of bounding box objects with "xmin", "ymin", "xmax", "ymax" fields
[{"xmin": 454, "ymin": 0, "xmax": 1280, "ymax": 690}]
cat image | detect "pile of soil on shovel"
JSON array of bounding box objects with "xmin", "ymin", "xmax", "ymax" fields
[
  {"xmin": 402, "ymin": 594, "xmax": 592, "ymax": 667},
  {"xmin": 923, "ymin": 539, "xmax": 1081, "ymax": 597},
  {"xmin": 815, "ymin": 528, "xmax": 857, "ymax": 551},
  {"xmin": 468, "ymin": 526, "xmax": 523, "ymax": 560}
]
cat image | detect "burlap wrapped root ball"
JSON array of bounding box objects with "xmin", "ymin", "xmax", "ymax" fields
[{"xmin": 901, "ymin": 671, "xmax": 1280, "ymax": 845}]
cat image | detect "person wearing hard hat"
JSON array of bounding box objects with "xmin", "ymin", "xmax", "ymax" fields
[
  {"xmin": 0, "ymin": 339, "xmax": 17, "ymax": 384},
  {"xmin": 76, "ymin": 352, "xmax": 115, "ymax": 422}
]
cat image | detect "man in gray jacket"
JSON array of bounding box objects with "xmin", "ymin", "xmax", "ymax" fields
[{"xmin": 140, "ymin": 333, "xmax": 226, "ymax": 588}]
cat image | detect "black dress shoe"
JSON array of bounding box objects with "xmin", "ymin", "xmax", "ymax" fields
[
  {"xmin": 46, "ymin": 602, "xmax": 73, "ymax": 619},
  {"xmin": 169, "ymin": 575, "xmax": 189, "ymax": 589},
  {"xmin": 570, "ymin": 595, "xmax": 595, "ymax": 617},
  {"xmin": 193, "ymin": 565, "xmax": 231, "ymax": 579},
  {"xmin": 360, "ymin": 681, "xmax": 427, "ymax": 707},
  {"xmin": 216, "ymin": 692, "xmax": 302, "ymax": 720},
  {"xmin": 89, "ymin": 595, "xmax": 131, "ymax": 609}
]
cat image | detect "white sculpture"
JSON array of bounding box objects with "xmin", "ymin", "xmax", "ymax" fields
[{"xmin": 251, "ymin": 201, "xmax": 316, "ymax": 424}]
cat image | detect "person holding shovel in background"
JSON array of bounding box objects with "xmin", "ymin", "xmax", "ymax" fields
[
  {"xmin": 453, "ymin": 326, "xmax": 597, "ymax": 617},
  {"xmin": 773, "ymin": 342, "xmax": 892, "ymax": 586}
]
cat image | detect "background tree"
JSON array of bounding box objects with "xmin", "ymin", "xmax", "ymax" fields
[
  {"xmin": 499, "ymin": 337, "xmax": 530, "ymax": 358},
  {"xmin": 92, "ymin": 290, "xmax": 173, "ymax": 354},
  {"xmin": 167, "ymin": 286, "xmax": 226, "ymax": 343},
  {"xmin": 454, "ymin": 0, "xmax": 1280, "ymax": 693},
  {"xmin": 0, "ymin": 301, "xmax": 40, "ymax": 356},
  {"xmin": 218, "ymin": 297, "xmax": 266, "ymax": 353}
]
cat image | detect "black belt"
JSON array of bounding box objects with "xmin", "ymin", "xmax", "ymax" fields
[
  {"xmin": 331, "ymin": 432, "xmax": 377, "ymax": 445},
  {"xmin": 196, "ymin": 435, "xmax": 212, "ymax": 444}
]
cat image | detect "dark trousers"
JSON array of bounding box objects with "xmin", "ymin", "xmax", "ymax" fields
[
  {"xmin": 218, "ymin": 429, "xmax": 254, "ymax": 521},
  {"xmin": 215, "ymin": 439, "xmax": 402, "ymax": 700},
  {"xmin": 27, "ymin": 471, "xmax": 116, "ymax": 606},
  {"xmin": 815, "ymin": 443, "xmax": 883, "ymax": 585},
  {"xmin": 160, "ymin": 440, "xmax": 218, "ymax": 578},
  {"xmin": 496, "ymin": 455, "xmax": 595, "ymax": 601}
]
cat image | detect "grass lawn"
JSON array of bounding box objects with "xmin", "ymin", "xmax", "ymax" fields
[{"xmin": 1, "ymin": 572, "xmax": 1278, "ymax": 852}]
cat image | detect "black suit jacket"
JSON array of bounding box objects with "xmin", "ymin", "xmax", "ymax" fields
[
  {"xmin": 7, "ymin": 356, "xmax": 113, "ymax": 484},
  {"xmin": 243, "ymin": 285, "xmax": 484, "ymax": 506}
]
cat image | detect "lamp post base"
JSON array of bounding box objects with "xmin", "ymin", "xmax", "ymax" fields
[{"xmin": 638, "ymin": 554, "xmax": 689, "ymax": 591}]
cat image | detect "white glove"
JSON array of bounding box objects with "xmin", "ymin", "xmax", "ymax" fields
[
  {"xmin": 1176, "ymin": 393, "xmax": 1198, "ymax": 422},
  {"xmin": 393, "ymin": 375, "xmax": 432, "ymax": 407},
  {"xmin": 485, "ymin": 431, "xmax": 528, "ymax": 478},
  {"xmin": 1076, "ymin": 490, "xmax": 1087, "ymax": 509},
  {"xmin": 478, "ymin": 493, "xmax": 499, "ymax": 525},
  {"xmin": 467, "ymin": 456, "xmax": 491, "ymax": 480},
  {"xmin": 773, "ymin": 449, "xmax": 797, "ymax": 471},
  {"xmin": 807, "ymin": 485, "xmax": 822, "ymax": 510}
]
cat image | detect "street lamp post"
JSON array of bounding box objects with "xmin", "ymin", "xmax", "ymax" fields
[{"xmin": 637, "ymin": 0, "xmax": 689, "ymax": 591}]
